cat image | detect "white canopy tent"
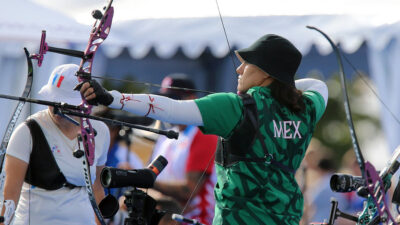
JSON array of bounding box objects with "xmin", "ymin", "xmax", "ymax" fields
[{"xmin": 112, "ymin": 15, "xmax": 373, "ymax": 58}]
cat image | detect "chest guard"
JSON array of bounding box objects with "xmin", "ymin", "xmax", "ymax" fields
[
  {"xmin": 24, "ymin": 119, "xmax": 77, "ymax": 190},
  {"xmin": 215, "ymin": 94, "xmax": 295, "ymax": 174}
]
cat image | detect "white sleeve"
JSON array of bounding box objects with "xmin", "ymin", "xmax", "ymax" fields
[
  {"xmin": 108, "ymin": 91, "xmax": 204, "ymax": 126},
  {"xmin": 295, "ymin": 78, "xmax": 328, "ymax": 107},
  {"xmin": 6, "ymin": 123, "xmax": 32, "ymax": 163}
]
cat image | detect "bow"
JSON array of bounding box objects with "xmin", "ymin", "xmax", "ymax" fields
[
  {"xmin": 0, "ymin": 48, "xmax": 34, "ymax": 221},
  {"xmin": 307, "ymin": 26, "xmax": 397, "ymax": 225}
]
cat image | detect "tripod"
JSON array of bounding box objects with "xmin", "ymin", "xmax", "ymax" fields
[{"xmin": 123, "ymin": 188, "xmax": 165, "ymax": 225}]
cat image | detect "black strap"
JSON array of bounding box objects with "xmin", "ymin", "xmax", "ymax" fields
[
  {"xmin": 239, "ymin": 94, "xmax": 295, "ymax": 174},
  {"xmin": 25, "ymin": 119, "xmax": 79, "ymax": 190},
  {"xmin": 246, "ymin": 104, "xmax": 295, "ymax": 174}
]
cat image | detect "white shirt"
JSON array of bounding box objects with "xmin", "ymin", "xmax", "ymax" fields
[
  {"xmin": 6, "ymin": 110, "xmax": 110, "ymax": 225},
  {"xmin": 152, "ymin": 126, "xmax": 197, "ymax": 182}
]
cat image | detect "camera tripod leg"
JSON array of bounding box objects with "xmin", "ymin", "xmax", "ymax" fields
[{"xmin": 327, "ymin": 198, "xmax": 358, "ymax": 225}]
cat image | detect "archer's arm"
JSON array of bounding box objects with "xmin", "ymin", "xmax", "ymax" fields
[
  {"xmin": 1, "ymin": 124, "xmax": 32, "ymax": 225},
  {"xmin": 0, "ymin": 156, "xmax": 28, "ymax": 225},
  {"xmin": 79, "ymin": 80, "xmax": 241, "ymax": 138},
  {"xmin": 79, "ymin": 80, "xmax": 204, "ymax": 126},
  {"xmin": 109, "ymin": 92, "xmax": 204, "ymax": 126}
]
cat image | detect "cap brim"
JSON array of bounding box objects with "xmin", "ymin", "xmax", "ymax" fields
[
  {"xmin": 235, "ymin": 49, "xmax": 271, "ymax": 78},
  {"xmin": 235, "ymin": 50, "xmax": 245, "ymax": 63},
  {"xmin": 38, "ymin": 85, "xmax": 82, "ymax": 106}
]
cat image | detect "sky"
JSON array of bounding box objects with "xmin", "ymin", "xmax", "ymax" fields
[{"xmin": 32, "ymin": 0, "xmax": 400, "ymax": 26}]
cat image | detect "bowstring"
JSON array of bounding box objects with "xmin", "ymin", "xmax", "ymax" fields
[
  {"xmin": 214, "ymin": 0, "xmax": 238, "ymax": 70},
  {"xmin": 176, "ymin": 151, "xmax": 216, "ymax": 221},
  {"xmin": 175, "ymin": 0, "xmax": 238, "ymax": 222},
  {"xmin": 91, "ymin": 75, "xmax": 215, "ymax": 95},
  {"xmin": 342, "ymin": 54, "xmax": 400, "ymax": 126}
]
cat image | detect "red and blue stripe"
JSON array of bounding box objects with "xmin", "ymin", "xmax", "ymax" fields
[{"xmin": 52, "ymin": 74, "xmax": 65, "ymax": 88}]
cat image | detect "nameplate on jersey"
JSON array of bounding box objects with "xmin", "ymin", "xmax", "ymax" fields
[{"xmin": 273, "ymin": 120, "xmax": 302, "ymax": 139}]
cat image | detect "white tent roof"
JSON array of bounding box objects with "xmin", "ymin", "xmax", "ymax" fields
[
  {"xmin": 112, "ymin": 15, "xmax": 400, "ymax": 59},
  {"xmin": 0, "ymin": 1, "xmax": 90, "ymax": 43},
  {"xmin": 0, "ymin": 0, "xmax": 128, "ymax": 57},
  {"xmin": 7, "ymin": 1, "xmax": 399, "ymax": 59},
  {"xmin": 20, "ymin": 0, "xmax": 399, "ymax": 59}
]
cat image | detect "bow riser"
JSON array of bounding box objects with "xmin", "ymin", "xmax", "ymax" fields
[
  {"xmin": 77, "ymin": 3, "xmax": 114, "ymax": 167},
  {"xmin": 363, "ymin": 162, "xmax": 395, "ymax": 224}
]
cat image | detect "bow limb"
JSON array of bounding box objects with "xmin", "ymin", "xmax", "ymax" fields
[
  {"xmin": 306, "ymin": 26, "xmax": 365, "ymax": 178},
  {"xmin": 0, "ymin": 48, "xmax": 33, "ymax": 220},
  {"xmin": 0, "ymin": 48, "xmax": 33, "ymax": 175},
  {"xmin": 307, "ymin": 26, "xmax": 397, "ymax": 225}
]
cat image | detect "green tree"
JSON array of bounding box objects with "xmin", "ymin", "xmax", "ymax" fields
[{"xmin": 312, "ymin": 73, "xmax": 381, "ymax": 165}]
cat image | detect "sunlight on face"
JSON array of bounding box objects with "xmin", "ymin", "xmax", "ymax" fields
[{"xmin": 236, "ymin": 62, "xmax": 270, "ymax": 93}]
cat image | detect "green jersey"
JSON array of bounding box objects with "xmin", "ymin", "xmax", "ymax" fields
[{"xmin": 194, "ymin": 86, "xmax": 326, "ymax": 225}]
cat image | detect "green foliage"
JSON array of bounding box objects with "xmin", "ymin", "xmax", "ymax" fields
[{"xmin": 311, "ymin": 73, "xmax": 381, "ymax": 165}]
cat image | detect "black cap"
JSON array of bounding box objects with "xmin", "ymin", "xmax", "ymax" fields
[
  {"xmin": 235, "ymin": 34, "xmax": 302, "ymax": 86},
  {"xmin": 157, "ymin": 73, "xmax": 196, "ymax": 100}
]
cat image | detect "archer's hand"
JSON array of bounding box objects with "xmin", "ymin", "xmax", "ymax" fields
[{"xmin": 75, "ymin": 80, "xmax": 113, "ymax": 106}]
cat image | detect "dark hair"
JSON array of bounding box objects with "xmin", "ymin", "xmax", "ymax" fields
[{"xmin": 269, "ymin": 80, "xmax": 305, "ymax": 113}]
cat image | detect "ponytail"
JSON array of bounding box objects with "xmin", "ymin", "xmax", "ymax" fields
[{"xmin": 269, "ymin": 80, "xmax": 305, "ymax": 113}]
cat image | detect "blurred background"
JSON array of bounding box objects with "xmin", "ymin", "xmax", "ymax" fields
[{"xmin": 1, "ymin": 0, "xmax": 400, "ymax": 172}]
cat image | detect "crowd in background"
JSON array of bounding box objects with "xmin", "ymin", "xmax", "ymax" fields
[{"xmin": 300, "ymin": 139, "xmax": 364, "ymax": 224}]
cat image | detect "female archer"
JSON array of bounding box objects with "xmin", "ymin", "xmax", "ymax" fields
[
  {"xmin": 1, "ymin": 64, "xmax": 109, "ymax": 225},
  {"xmin": 80, "ymin": 34, "xmax": 328, "ymax": 225}
]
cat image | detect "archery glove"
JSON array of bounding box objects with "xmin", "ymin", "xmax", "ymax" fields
[{"xmin": 74, "ymin": 80, "xmax": 114, "ymax": 106}]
